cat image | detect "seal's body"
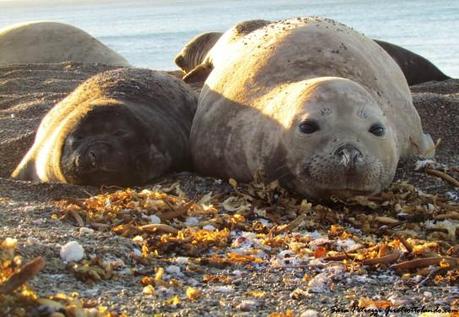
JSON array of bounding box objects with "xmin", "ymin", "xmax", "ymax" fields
[
  {"xmin": 12, "ymin": 68, "xmax": 197, "ymax": 186},
  {"xmin": 374, "ymin": 40, "xmax": 450, "ymax": 85},
  {"xmin": 178, "ymin": 21, "xmax": 449, "ymax": 86},
  {"xmin": 0, "ymin": 21, "xmax": 129, "ymax": 66},
  {"xmin": 190, "ymin": 17, "xmax": 434, "ymax": 199}
]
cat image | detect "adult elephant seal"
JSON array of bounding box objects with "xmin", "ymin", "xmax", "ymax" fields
[
  {"xmin": 174, "ymin": 32, "xmax": 222, "ymax": 73},
  {"xmin": 11, "ymin": 68, "xmax": 197, "ymax": 186},
  {"xmin": 0, "ymin": 21, "xmax": 129, "ymax": 66},
  {"xmin": 178, "ymin": 20, "xmax": 270, "ymax": 83},
  {"xmin": 374, "ymin": 40, "xmax": 450, "ymax": 85},
  {"xmin": 190, "ymin": 17, "xmax": 435, "ymax": 200},
  {"xmin": 178, "ymin": 22, "xmax": 449, "ymax": 86}
]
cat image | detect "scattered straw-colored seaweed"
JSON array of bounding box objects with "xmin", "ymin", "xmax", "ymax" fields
[
  {"xmin": 55, "ymin": 177, "xmax": 459, "ymax": 289},
  {"xmin": 0, "ymin": 238, "xmax": 123, "ymax": 317}
]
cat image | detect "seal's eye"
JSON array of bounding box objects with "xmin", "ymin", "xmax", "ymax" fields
[
  {"xmin": 369, "ymin": 123, "xmax": 385, "ymax": 137},
  {"xmin": 299, "ymin": 120, "xmax": 320, "ymax": 134}
]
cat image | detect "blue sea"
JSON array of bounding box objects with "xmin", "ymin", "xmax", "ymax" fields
[{"xmin": 0, "ymin": 0, "xmax": 458, "ymax": 77}]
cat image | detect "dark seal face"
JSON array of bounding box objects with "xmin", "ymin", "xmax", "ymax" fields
[{"xmin": 61, "ymin": 106, "xmax": 170, "ymax": 186}]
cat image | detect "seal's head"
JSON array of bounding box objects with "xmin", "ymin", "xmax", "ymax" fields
[
  {"xmin": 61, "ymin": 105, "xmax": 170, "ymax": 186},
  {"xmin": 277, "ymin": 77, "xmax": 399, "ymax": 199},
  {"xmin": 174, "ymin": 32, "xmax": 222, "ymax": 73}
]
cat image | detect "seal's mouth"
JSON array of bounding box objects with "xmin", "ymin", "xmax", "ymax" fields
[
  {"xmin": 70, "ymin": 169, "xmax": 138, "ymax": 187},
  {"xmin": 288, "ymin": 151, "xmax": 387, "ymax": 200},
  {"xmin": 325, "ymin": 188, "xmax": 376, "ymax": 199}
]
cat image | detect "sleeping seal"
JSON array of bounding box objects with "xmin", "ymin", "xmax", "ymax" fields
[
  {"xmin": 12, "ymin": 68, "xmax": 197, "ymax": 186},
  {"xmin": 190, "ymin": 17, "xmax": 435, "ymax": 200},
  {"xmin": 0, "ymin": 21, "xmax": 129, "ymax": 66}
]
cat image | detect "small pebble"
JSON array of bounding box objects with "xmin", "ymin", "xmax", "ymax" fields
[
  {"xmin": 149, "ymin": 214, "xmax": 161, "ymax": 224},
  {"xmin": 300, "ymin": 309, "xmax": 319, "ymax": 317},
  {"xmin": 32, "ymin": 219, "xmax": 45, "ymax": 225},
  {"xmin": 166, "ymin": 265, "xmax": 181, "ymax": 275},
  {"xmin": 185, "ymin": 217, "xmax": 200, "ymax": 226},
  {"xmin": 213, "ymin": 285, "xmax": 234, "ymax": 293},
  {"xmin": 203, "ymin": 224, "xmax": 216, "ymax": 231},
  {"xmin": 60, "ymin": 241, "xmax": 84, "ymax": 262},
  {"xmin": 237, "ymin": 299, "xmax": 259, "ymax": 311},
  {"xmin": 175, "ymin": 256, "xmax": 189, "ymax": 265},
  {"xmin": 79, "ymin": 227, "xmax": 94, "ymax": 235}
]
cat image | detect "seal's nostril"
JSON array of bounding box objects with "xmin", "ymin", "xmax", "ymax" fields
[
  {"xmin": 74, "ymin": 155, "xmax": 80, "ymax": 167},
  {"xmin": 334, "ymin": 144, "xmax": 363, "ymax": 166},
  {"xmin": 88, "ymin": 151, "xmax": 97, "ymax": 167}
]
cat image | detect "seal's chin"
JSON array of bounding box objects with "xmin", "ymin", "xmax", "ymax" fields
[
  {"xmin": 320, "ymin": 188, "xmax": 378, "ymax": 200},
  {"xmin": 289, "ymin": 153, "xmax": 388, "ymax": 200},
  {"xmin": 294, "ymin": 179, "xmax": 380, "ymax": 200},
  {"xmin": 65, "ymin": 167, "xmax": 137, "ymax": 186}
]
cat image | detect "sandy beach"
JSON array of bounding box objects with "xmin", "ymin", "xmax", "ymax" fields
[{"xmin": 0, "ymin": 62, "xmax": 458, "ymax": 316}]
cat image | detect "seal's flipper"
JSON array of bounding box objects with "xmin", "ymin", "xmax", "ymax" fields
[
  {"xmin": 409, "ymin": 133, "xmax": 436, "ymax": 159},
  {"xmin": 11, "ymin": 157, "xmax": 37, "ymax": 181},
  {"xmin": 183, "ymin": 63, "xmax": 213, "ymax": 84}
]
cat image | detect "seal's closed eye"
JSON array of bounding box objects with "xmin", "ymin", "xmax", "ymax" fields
[
  {"xmin": 299, "ymin": 120, "xmax": 320, "ymax": 134},
  {"xmin": 369, "ymin": 123, "xmax": 385, "ymax": 137},
  {"xmin": 113, "ymin": 129, "xmax": 130, "ymax": 137}
]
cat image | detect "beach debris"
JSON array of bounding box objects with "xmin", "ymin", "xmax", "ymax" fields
[
  {"xmin": 0, "ymin": 257, "xmax": 45, "ymax": 294},
  {"xmin": 67, "ymin": 256, "xmax": 114, "ymax": 282},
  {"xmin": 60, "ymin": 241, "xmax": 85, "ymax": 262},
  {"xmin": 42, "ymin": 173, "xmax": 459, "ymax": 313},
  {"xmin": 0, "ymin": 237, "xmax": 120, "ymax": 316}
]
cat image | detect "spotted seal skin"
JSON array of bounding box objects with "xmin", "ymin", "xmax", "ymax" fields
[
  {"xmin": 190, "ymin": 17, "xmax": 435, "ymax": 200},
  {"xmin": 12, "ymin": 68, "xmax": 197, "ymax": 186},
  {"xmin": 0, "ymin": 21, "xmax": 129, "ymax": 66},
  {"xmin": 179, "ymin": 22, "xmax": 449, "ymax": 86},
  {"xmin": 182, "ymin": 19, "xmax": 270, "ymax": 83}
]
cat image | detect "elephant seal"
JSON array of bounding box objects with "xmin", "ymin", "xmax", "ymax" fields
[
  {"xmin": 0, "ymin": 21, "xmax": 129, "ymax": 66},
  {"xmin": 175, "ymin": 32, "xmax": 222, "ymax": 73},
  {"xmin": 181, "ymin": 19, "xmax": 270, "ymax": 83},
  {"xmin": 179, "ymin": 22, "xmax": 449, "ymax": 86},
  {"xmin": 190, "ymin": 17, "xmax": 434, "ymax": 200},
  {"xmin": 374, "ymin": 40, "xmax": 450, "ymax": 85},
  {"xmin": 12, "ymin": 68, "xmax": 197, "ymax": 186}
]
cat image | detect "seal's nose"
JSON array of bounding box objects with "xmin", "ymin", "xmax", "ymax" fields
[
  {"xmin": 334, "ymin": 144, "xmax": 363, "ymax": 167},
  {"xmin": 87, "ymin": 150, "xmax": 97, "ymax": 167},
  {"xmin": 175, "ymin": 55, "xmax": 185, "ymax": 68},
  {"xmin": 85, "ymin": 144, "xmax": 111, "ymax": 168},
  {"xmin": 74, "ymin": 144, "xmax": 112, "ymax": 169}
]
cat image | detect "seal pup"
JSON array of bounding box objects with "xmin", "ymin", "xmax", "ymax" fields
[
  {"xmin": 178, "ymin": 22, "xmax": 449, "ymax": 86},
  {"xmin": 190, "ymin": 17, "xmax": 435, "ymax": 200},
  {"xmin": 0, "ymin": 21, "xmax": 129, "ymax": 66},
  {"xmin": 12, "ymin": 68, "xmax": 197, "ymax": 186}
]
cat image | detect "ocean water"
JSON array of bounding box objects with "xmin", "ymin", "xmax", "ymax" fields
[{"xmin": 0, "ymin": 0, "xmax": 458, "ymax": 77}]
